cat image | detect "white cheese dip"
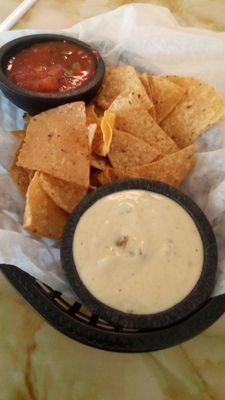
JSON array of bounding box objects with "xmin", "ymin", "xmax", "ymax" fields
[{"xmin": 73, "ymin": 190, "xmax": 203, "ymax": 314}]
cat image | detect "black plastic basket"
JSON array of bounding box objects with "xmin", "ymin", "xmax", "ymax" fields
[{"xmin": 1, "ymin": 264, "xmax": 225, "ymax": 353}]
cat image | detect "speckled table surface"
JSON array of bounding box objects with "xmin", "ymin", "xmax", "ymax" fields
[
  {"xmin": 1, "ymin": 0, "xmax": 225, "ymax": 31},
  {"xmin": 1, "ymin": 1, "xmax": 225, "ymax": 399}
]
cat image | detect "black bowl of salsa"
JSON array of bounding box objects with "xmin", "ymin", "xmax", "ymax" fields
[{"xmin": 0, "ymin": 34, "xmax": 105, "ymax": 115}]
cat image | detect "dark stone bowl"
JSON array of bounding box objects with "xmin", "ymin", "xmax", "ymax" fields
[
  {"xmin": 61, "ymin": 179, "xmax": 218, "ymax": 330},
  {"xmin": 0, "ymin": 34, "xmax": 105, "ymax": 115}
]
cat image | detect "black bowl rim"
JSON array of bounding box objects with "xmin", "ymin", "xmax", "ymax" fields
[
  {"xmin": 61, "ymin": 179, "xmax": 218, "ymax": 330},
  {"xmin": 0, "ymin": 33, "xmax": 105, "ymax": 100}
]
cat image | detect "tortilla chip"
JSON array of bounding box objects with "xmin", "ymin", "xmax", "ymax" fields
[
  {"xmin": 87, "ymin": 123, "xmax": 97, "ymax": 148},
  {"xmin": 9, "ymin": 138, "xmax": 31, "ymax": 195},
  {"xmin": 90, "ymin": 170, "xmax": 102, "ymax": 187},
  {"xmin": 96, "ymin": 65, "xmax": 154, "ymax": 112},
  {"xmin": 10, "ymin": 149, "xmax": 30, "ymax": 195},
  {"xmin": 11, "ymin": 130, "xmax": 26, "ymax": 140},
  {"xmin": 17, "ymin": 102, "xmax": 90, "ymax": 186},
  {"xmin": 130, "ymin": 145, "xmax": 195, "ymax": 187},
  {"xmin": 109, "ymin": 129, "xmax": 160, "ymax": 170},
  {"xmin": 148, "ymin": 75, "xmax": 186, "ymax": 123},
  {"xmin": 98, "ymin": 167, "xmax": 127, "ymax": 186},
  {"xmin": 109, "ymin": 91, "xmax": 178, "ymax": 155},
  {"xmin": 86, "ymin": 104, "xmax": 100, "ymax": 125},
  {"xmin": 139, "ymin": 73, "xmax": 156, "ymax": 119},
  {"xmin": 100, "ymin": 110, "xmax": 115, "ymax": 154},
  {"xmin": 139, "ymin": 73, "xmax": 152, "ymax": 98},
  {"xmin": 28, "ymin": 170, "xmax": 35, "ymax": 182},
  {"xmin": 161, "ymin": 77, "xmax": 225, "ymax": 148},
  {"xmin": 90, "ymin": 154, "xmax": 109, "ymax": 170},
  {"xmin": 23, "ymin": 113, "xmax": 31, "ymax": 128},
  {"xmin": 88, "ymin": 185, "xmax": 97, "ymax": 191},
  {"xmin": 24, "ymin": 172, "xmax": 68, "ymax": 240},
  {"xmin": 39, "ymin": 173, "xmax": 87, "ymax": 213},
  {"xmin": 109, "ymin": 88, "xmax": 143, "ymax": 110},
  {"xmin": 92, "ymin": 110, "xmax": 115, "ymax": 156},
  {"xmin": 99, "ymin": 146, "xmax": 195, "ymax": 187}
]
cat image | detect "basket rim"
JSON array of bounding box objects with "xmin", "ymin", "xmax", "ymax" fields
[{"xmin": 1, "ymin": 263, "xmax": 225, "ymax": 353}]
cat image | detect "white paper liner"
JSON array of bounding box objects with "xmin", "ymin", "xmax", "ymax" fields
[{"xmin": 0, "ymin": 4, "xmax": 225, "ymax": 297}]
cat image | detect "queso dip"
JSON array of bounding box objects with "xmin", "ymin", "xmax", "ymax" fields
[{"xmin": 73, "ymin": 190, "xmax": 203, "ymax": 314}]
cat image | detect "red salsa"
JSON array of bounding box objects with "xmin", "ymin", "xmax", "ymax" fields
[{"xmin": 6, "ymin": 40, "xmax": 96, "ymax": 93}]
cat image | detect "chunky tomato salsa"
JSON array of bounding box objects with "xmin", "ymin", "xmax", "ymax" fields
[{"xmin": 6, "ymin": 40, "xmax": 96, "ymax": 93}]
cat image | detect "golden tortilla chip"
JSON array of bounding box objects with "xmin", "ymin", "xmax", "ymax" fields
[
  {"xmin": 90, "ymin": 170, "xmax": 102, "ymax": 187},
  {"xmin": 91, "ymin": 126, "xmax": 103, "ymax": 155},
  {"xmin": 39, "ymin": 173, "xmax": 87, "ymax": 213},
  {"xmin": 86, "ymin": 104, "xmax": 100, "ymax": 125},
  {"xmin": 23, "ymin": 113, "xmax": 31, "ymax": 128},
  {"xmin": 92, "ymin": 110, "xmax": 115, "ymax": 156},
  {"xmin": 9, "ymin": 138, "xmax": 30, "ymax": 195},
  {"xmin": 161, "ymin": 76, "xmax": 225, "ymax": 148},
  {"xmin": 88, "ymin": 184, "xmax": 97, "ymax": 191},
  {"xmin": 109, "ymin": 88, "xmax": 143, "ymax": 110},
  {"xmin": 99, "ymin": 146, "xmax": 195, "ymax": 187},
  {"xmin": 109, "ymin": 129, "xmax": 160, "ymax": 170},
  {"xmin": 100, "ymin": 110, "xmax": 115, "ymax": 154},
  {"xmin": 139, "ymin": 73, "xmax": 156, "ymax": 119},
  {"xmin": 87, "ymin": 123, "xmax": 97, "ymax": 148},
  {"xmin": 90, "ymin": 154, "xmax": 108, "ymax": 170},
  {"xmin": 139, "ymin": 73, "xmax": 152, "ymax": 98},
  {"xmin": 11, "ymin": 130, "xmax": 26, "ymax": 140},
  {"xmin": 96, "ymin": 65, "xmax": 154, "ymax": 112},
  {"xmin": 129, "ymin": 145, "xmax": 195, "ymax": 187},
  {"xmin": 148, "ymin": 75, "xmax": 186, "ymax": 123},
  {"xmin": 97, "ymin": 167, "xmax": 127, "ymax": 186},
  {"xmin": 24, "ymin": 172, "xmax": 68, "ymax": 240},
  {"xmin": 94, "ymin": 104, "xmax": 105, "ymax": 117},
  {"xmin": 28, "ymin": 170, "xmax": 35, "ymax": 182},
  {"xmin": 10, "ymin": 150, "xmax": 30, "ymax": 195},
  {"xmin": 17, "ymin": 102, "xmax": 90, "ymax": 186},
  {"xmin": 109, "ymin": 91, "xmax": 178, "ymax": 155}
]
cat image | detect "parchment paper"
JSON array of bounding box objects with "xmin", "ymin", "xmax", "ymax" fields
[{"xmin": 1, "ymin": 3, "xmax": 225, "ymax": 298}]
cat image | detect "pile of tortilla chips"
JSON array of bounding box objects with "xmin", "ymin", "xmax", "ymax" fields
[{"xmin": 9, "ymin": 65, "xmax": 225, "ymax": 239}]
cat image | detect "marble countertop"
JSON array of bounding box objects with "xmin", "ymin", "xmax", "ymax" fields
[
  {"xmin": 1, "ymin": 0, "xmax": 225, "ymax": 31},
  {"xmin": 0, "ymin": 1, "xmax": 225, "ymax": 399}
]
